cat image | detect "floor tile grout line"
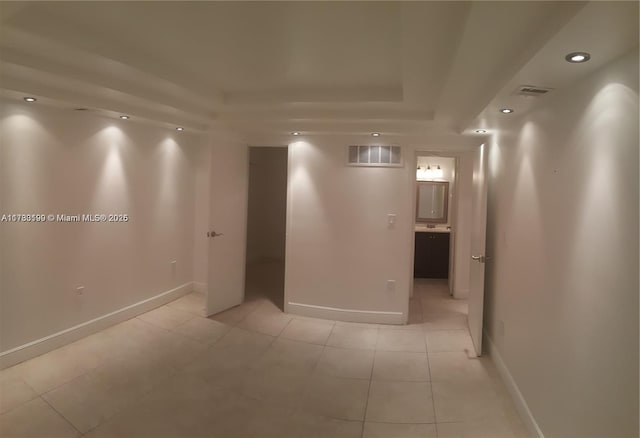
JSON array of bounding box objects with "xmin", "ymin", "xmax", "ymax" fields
[
  {"xmin": 276, "ymin": 318, "xmax": 334, "ymax": 420},
  {"xmin": 40, "ymin": 335, "xmax": 189, "ymax": 436},
  {"xmin": 17, "ymin": 312, "xmax": 189, "ymax": 400},
  {"xmin": 360, "ymin": 324, "xmax": 380, "ymax": 438},
  {"xmin": 361, "ymin": 419, "xmax": 438, "ymax": 425},
  {"xmin": 38, "ymin": 394, "xmax": 83, "ymax": 437},
  {"xmin": 424, "ymin": 319, "xmax": 440, "ymax": 438},
  {"xmin": 78, "ymin": 365, "xmax": 182, "ymax": 437},
  {"xmin": 274, "ymin": 315, "xmax": 295, "ymax": 339},
  {"xmin": 0, "ymin": 374, "xmax": 40, "ymax": 416}
]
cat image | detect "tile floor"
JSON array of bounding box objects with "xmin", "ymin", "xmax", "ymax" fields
[{"xmin": 0, "ymin": 278, "xmax": 527, "ymax": 437}]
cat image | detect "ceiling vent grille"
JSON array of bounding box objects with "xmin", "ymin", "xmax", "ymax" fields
[
  {"xmin": 347, "ymin": 145, "xmax": 403, "ymax": 167},
  {"xmin": 515, "ymin": 85, "xmax": 553, "ymax": 97}
]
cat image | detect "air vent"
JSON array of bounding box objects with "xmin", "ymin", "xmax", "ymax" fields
[
  {"xmin": 347, "ymin": 145, "xmax": 403, "ymax": 167},
  {"xmin": 515, "ymin": 85, "xmax": 553, "ymax": 97}
]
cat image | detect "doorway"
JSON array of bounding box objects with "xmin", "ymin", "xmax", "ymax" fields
[
  {"xmin": 244, "ymin": 146, "xmax": 289, "ymax": 310},
  {"xmin": 409, "ymin": 149, "xmax": 490, "ymax": 357},
  {"xmin": 410, "ymin": 150, "xmax": 484, "ymax": 356}
]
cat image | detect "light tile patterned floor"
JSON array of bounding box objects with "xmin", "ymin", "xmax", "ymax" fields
[{"xmin": 0, "ymin": 278, "xmax": 527, "ymax": 437}]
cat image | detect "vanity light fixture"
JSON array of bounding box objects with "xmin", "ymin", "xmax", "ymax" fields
[
  {"xmin": 120, "ymin": 115, "xmax": 130, "ymax": 120},
  {"xmin": 371, "ymin": 132, "xmax": 381, "ymax": 137},
  {"xmin": 291, "ymin": 131, "xmax": 300, "ymax": 136},
  {"xmin": 176, "ymin": 127, "xmax": 184, "ymax": 131},
  {"xmin": 475, "ymin": 129, "xmax": 487, "ymax": 133},
  {"xmin": 23, "ymin": 97, "xmax": 37, "ymax": 102},
  {"xmin": 499, "ymin": 108, "xmax": 514, "ymax": 114},
  {"xmin": 565, "ymin": 52, "xmax": 591, "ymax": 63},
  {"xmin": 417, "ymin": 165, "xmax": 443, "ymax": 180}
]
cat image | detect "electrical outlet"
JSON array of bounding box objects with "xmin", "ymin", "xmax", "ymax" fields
[
  {"xmin": 76, "ymin": 286, "xmax": 85, "ymax": 296},
  {"xmin": 386, "ymin": 280, "xmax": 396, "ymax": 292}
]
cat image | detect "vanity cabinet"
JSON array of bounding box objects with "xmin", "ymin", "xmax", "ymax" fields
[{"xmin": 414, "ymin": 232, "xmax": 450, "ymax": 278}]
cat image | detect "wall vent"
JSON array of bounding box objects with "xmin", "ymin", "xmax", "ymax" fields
[
  {"xmin": 515, "ymin": 85, "xmax": 553, "ymax": 97},
  {"xmin": 347, "ymin": 145, "xmax": 403, "ymax": 167}
]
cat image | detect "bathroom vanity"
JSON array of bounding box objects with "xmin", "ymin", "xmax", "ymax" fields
[
  {"xmin": 414, "ymin": 228, "xmax": 450, "ymax": 278},
  {"xmin": 414, "ymin": 180, "xmax": 451, "ymax": 278}
]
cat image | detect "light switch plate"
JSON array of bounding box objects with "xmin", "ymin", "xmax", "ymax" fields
[
  {"xmin": 386, "ymin": 280, "xmax": 396, "ymax": 292},
  {"xmin": 387, "ymin": 214, "xmax": 396, "ymax": 229}
]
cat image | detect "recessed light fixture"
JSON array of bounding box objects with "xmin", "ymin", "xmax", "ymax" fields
[
  {"xmin": 119, "ymin": 115, "xmax": 129, "ymax": 120},
  {"xmin": 499, "ymin": 108, "xmax": 514, "ymax": 114},
  {"xmin": 291, "ymin": 131, "xmax": 300, "ymax": 136},
  {"xmin": 565, "ymin": 52, "xmax": 591, "ymax": 63},
  {"xmin": 23, "ymin": 97, "xmax": 37, "ymax": 102},
  {"xmin": 176, "ymin": 127, "xmax": 184, "ymax": 131},
  {"xmin": 475, "ymin": 129, "xmax": 487, "ymax": 133},
  {"xmin": 371, "ymin": 132, "xmax": 381, "ymax": 137}
]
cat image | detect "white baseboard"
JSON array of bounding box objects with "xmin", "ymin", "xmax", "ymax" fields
[
  {"xmin": 484, "ymin": 332, "xmax": 544, "ymax": 438},
  {"xmin": 193, "ymin": 282, "xmax": 207, "ymax": 294},
  {"xmin": 287, "ymin": 301, "xmax": 405, "ymax": 325},
  {"xmin": 0, "ymin": 282, "xmax": 194, "ymax": 369}
]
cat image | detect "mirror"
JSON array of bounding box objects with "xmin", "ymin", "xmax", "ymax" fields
[{"xmin": 416, "ymin": 181, "xmax": 449, "ymax": 223}]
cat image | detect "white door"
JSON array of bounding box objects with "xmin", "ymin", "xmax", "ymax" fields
[
  {"xmin": 468, "ymin": 144, "xmax": 489, "ymax": 357},
  {"xmin": 206, "ymin": 141, "xmax": 249, "ymax": 316}
]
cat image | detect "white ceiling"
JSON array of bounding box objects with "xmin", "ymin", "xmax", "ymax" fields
[{"xmin": 0, "ymin": 1, "xmax": 637, "ymax": 145}]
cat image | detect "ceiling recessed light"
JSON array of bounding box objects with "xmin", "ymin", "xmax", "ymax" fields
[
  {"xmin": 23, "ymin": 97, "xmax": 37, "ymax": 102},
  {"xmin": 475, "ymin": 129, "xmax": 487, "ymax": 133},
  {"xmin": 176, "ymin": 127, "xmax": 184, "ymax": 131},
  {"xmin": 499, "ymin": 108, "xmax": 514, "ymax": 114},
  {"xmin": 565, "ymin": 52, "xmax": 591, "ymax": 63},
  {"xmin": 371, "ymin": 132, "xmax": 381, "ymax": 137},
  {"xmin": 291, "ymin": 131, "xmax": 300, "ymax": 136},
  {"xmin": 119, "ymin": 115, "xmax": 129, "ymax": 120}
]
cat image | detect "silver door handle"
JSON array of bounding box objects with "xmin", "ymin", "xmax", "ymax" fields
[{"xmin": 471, "ymin": 255, "xmax": 485, "ymax": 263}]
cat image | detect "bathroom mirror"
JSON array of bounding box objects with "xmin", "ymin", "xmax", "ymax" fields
[{"xmin": 416, "ymin": 181, "xmax": 449, "ymax": 223}]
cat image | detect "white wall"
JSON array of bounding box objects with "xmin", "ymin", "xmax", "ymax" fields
[
  {"xmin": 484, "ymin": 50, "xmax": 638, "ymax": 437},
  {"xmin": 285, "ymin": 141, "xmax": 413, "ymax": 323},
  {"xmin": 0, "ymin": 101, "xmax": 202, "ymax": 354},
  {"xmin": 246, "ymin": 147, "xmax": 288, "ymax": 264}
]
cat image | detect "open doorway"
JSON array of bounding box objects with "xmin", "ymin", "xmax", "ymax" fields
[
  {"xmin": 244, "ymin": 146, "xmax": 288, "ymax": 310},
  {"xmin": 410, "ymin": 151, "xmax": 476, "ymax": 352}
]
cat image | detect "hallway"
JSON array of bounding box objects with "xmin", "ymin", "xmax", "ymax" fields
[{"xmin": 0, "ymin": 280, "xmax": 526, "ymax": 438}]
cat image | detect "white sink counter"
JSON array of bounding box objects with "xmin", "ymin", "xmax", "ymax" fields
[{"xmin": 414, "ymin": 225, "xmax": 451, "ymax": 233}]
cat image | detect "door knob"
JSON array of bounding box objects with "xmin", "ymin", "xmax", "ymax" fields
[
  {"xmin": 207, "ymin": 231, "xmax": 224, "ymax": 238},
  {"xmin": 471, "ymin": 255, "xmax": 485, "ymax": 263}
]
